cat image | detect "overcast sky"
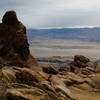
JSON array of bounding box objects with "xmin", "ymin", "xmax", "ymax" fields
[{"xmin": 0, "ymin": 0, "xmax": 100, "ymax": 29}]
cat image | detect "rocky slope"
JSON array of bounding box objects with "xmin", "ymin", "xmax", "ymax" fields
[{"xmin": 0, "ymin": 11, "xmax": 100, "ymax": 100}]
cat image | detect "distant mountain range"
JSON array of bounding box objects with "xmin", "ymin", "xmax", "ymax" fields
[{"xmin": 27, "ymin": 27, "xmax": 100, "ymax": 42}]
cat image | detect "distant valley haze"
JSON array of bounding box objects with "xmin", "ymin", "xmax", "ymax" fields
[{"xmin": 27, "ymin": 28, "xmax": 100, "ymax": 60}]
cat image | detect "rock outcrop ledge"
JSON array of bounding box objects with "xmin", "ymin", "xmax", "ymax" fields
[{"xmin": 0, "ymin": 11, "xmax": 100, "ymax": 100}]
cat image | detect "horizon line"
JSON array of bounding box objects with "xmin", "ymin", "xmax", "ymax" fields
[{"xmin": 27, "ymin": 26, "xmax": 100, "ymax": 30}]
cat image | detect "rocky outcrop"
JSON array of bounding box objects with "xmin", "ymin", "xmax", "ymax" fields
[
  {"xmin": 59, "ymin": 55, "xmax": 98, "ymax": 73},
  {"xmin": 0, "ymin": 11, "xmax": 100, "ymax": 100},
  {"xmin": 0, "ymin": 11, "xmax": 38, "ymax": 67},
  {"xmin": 42, "ymin": 55, "xmax": 100, "ymax": 100},
  {"xmin": 0, "ymin": 11, "xmax": 74, "ymax": 100},
  {"xmin": 58, "ymin": 55, "xmax": 100, "ymax": 100},
  {"xmin": 42, "ymin": 65, "xmax": 58, "ymax": 75},
  {"xmin": 0, "ymin": 66, "xmax": 73, "ymax": 100}
]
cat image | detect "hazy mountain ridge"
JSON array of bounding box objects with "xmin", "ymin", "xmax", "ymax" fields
[{"xmin": 27, "ymin": 27, "xmax": 100, "ymax": 42}]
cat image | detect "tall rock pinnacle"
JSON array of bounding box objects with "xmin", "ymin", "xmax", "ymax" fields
[{"xmin": 0, "ymin": 10, "xmax": 38, "ymax": 67}]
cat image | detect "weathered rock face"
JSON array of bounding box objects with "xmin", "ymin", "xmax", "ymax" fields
[
  {"xmin": 58, "ymin": 55, "xmax": 100, "ymax": 100},
  {"xmin": 0, "ymin": 11, "xmax": 38, "ymax": 67},
  {"xmin": 42, "ymin": 65, "xmax": 58, "ymax": 75},
  {"xmin": 73, "ymin": 55, "xmax": 90, "ymax": 68},
  {"xmin": 74, "ymin": 55, "xmax": 90, "ymax": 63},
  {"xmin": 0, "ymin": 66, "xmax": 73, "ymax": 100},
  {"xmin": 59, "ymin": 55, "xmax": 98, "ymax": 73}
]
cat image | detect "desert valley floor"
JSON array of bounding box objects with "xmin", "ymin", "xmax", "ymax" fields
[{"xmin": 30, "ymin": 39, "xmax": 100, "ymax": 60}]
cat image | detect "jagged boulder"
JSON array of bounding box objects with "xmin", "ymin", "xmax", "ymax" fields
[
  {"xmin": 42, "ymin": 65, "xmax": 58, "ymax": 75},
  {"xmin": 59, "ymin": 55, "xmax": 99, "ymax": 74},
  {"xmin": 0, "ymin": 10, "xmax": 38, "ymax": 67},
  {"xmin": 74, "ymin": 55, "xmax": 90, "ymax": 63},
  {"xmin": 74, "ymin": 55, "xmax": 90, "ymax": 68}
]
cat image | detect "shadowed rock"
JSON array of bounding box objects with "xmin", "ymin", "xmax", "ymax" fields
[
  {"xmin": 74, "ymin": 55, "xmax": 90, "ymax": 68},
  {"xmin": 74, "ymin": 55, "xmax": 90, "ymax": 63},
  {"xmin": 2, "ymin": 10, "xmax": 19, "ymax": 26},
  {"xmin": 0, "ymin": 10, "xmax": 38, "ymax": 67},
  {"xmin": 42, "ymin": 65, "xmax": 58, "ymax": 75}
]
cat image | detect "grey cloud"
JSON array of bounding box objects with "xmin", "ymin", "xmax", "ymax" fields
[{"xmin": 0, "ymin": 0, "xmax": 100, "ymax": 28}]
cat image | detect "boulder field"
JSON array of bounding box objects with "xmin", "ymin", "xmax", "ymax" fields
[{"xmin": 0, "ymin": 11, "xmax": 100, "ymax": 100}]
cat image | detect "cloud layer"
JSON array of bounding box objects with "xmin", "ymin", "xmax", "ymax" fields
[{"xmin": 0, "ymin": 0, "xmax": 100, "ymax": 28}]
